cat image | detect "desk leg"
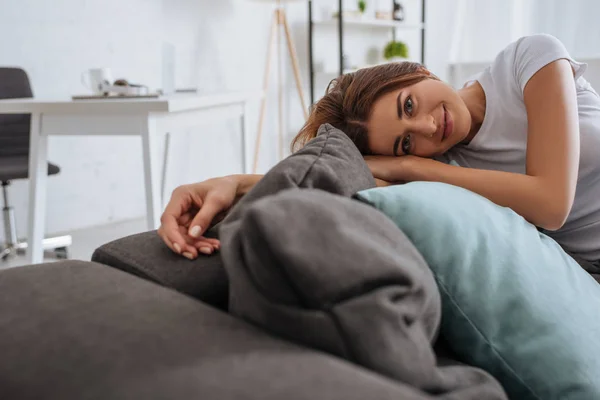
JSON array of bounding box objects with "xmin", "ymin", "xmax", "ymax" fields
[
  {"xmin": 26, "ymin": 113, "xmax": 47, "ymax": 264},
  {"xmin": 241, "ymin": 103, "xmax": 249, "ymax": 174},
  {"xmin": 141, "ymin": 116, "xmax": 163, "ymax": 230}
]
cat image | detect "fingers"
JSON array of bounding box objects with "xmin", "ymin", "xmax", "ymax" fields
[
  {"xmin": 187, "ymin": 198, "xmax": 226, "ymax": 239},
  {"xmin": 178, "ymin": 211, "xmax": 195, "ymax": 227},
  {"xmin": 158, "ymin": 226, "xmax": 220, "ymax": 261},
  {"xmin": 157, "ymin": 226, "xmax": 190, "ymax": 255},
  {"xmin": 159, "ymin": 183, "xmax": 227, "ymax": 260},
  {"xmin": 161, "ymin": 189, "xmax": 194, "ymax": 254},
  {"xmin": 160, "ymin": 213, "xmax": 191, "ymax": 255},
  {"xmin": 157, "ymin": 219, "xmax": 201, "ymax": 260},
  {"xmin": 203, "ymin": 237, "xmax": 221, "ymax": 247},
  {"xmin": 177, "ymin": 226, "xmax": 223, "ymax": 257},
  {"xmin": 195, "ymin": 243, "xmax": 216, "ymax": 255},
  {"xmin": 179, "ymin": 226, "xmax": 220, "ymax": 256},
  {"xmin": 157, "ymin": 226, "xmax": 178, "ymax": 253},
  {"xmin": 195, "ymin": 238, "xmax": 220, "ymax": 255},
  {"xmin": 174, "ymin": 225, "xmax": 201, "ymax": 259}
]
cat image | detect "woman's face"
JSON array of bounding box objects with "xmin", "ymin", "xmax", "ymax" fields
[{"xmin": 367, "ymin": 78, "xmax": 472, "ymax": 158}]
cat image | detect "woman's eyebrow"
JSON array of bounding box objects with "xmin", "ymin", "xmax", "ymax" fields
[
  {"xmin": 393, "ymin": 136, "xmax": 401, "ymax": 157},
  {"xmin": 397, "ymin": 91, "xmax": 404, "ymax": 119}
]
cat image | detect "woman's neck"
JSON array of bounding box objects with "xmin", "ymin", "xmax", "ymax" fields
[{"xmin": 458, "ymin": 81, "xmax": 487, "ymax": 144}]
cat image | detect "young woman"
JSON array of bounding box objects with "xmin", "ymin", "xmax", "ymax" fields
[{"xmin": 158, "ymin": 34, "xmax": 600, "ymax": 271}]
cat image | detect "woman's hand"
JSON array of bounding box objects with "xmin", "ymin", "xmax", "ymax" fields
[
  {"xmin": 157, "ymin": 176, "xmax": 239, "ymax": 260},
  {"xmin": 365, "ymin": 155, "xmax": 423, "ymax": 183},
  {"xmin": 375, "ymin": 178, "xmax": 394, "ymax": 187}
]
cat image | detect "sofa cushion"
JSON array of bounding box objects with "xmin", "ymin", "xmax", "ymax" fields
[
  {"xmin": 356, "ymin": 182, "xmax": 600, "ymax": 400},
  {"xmin": 93, "ymin": 124, "xmax": 375, "ymax": 308},
  {"xmin": 0, "ymin": 260, "xmax": 448, "ymax": 400},
  {"xmin": 92, "ymin": 229, "xmax": 228, "ymax": 309},
  {"xmin": 220, "ymin": 189, "xmax": 507, "ymax": 399}
]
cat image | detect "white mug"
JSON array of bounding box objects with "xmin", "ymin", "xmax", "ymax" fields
[{"xmin": 81, "ymin": 68, "xmax": 113, "ymax": 93}]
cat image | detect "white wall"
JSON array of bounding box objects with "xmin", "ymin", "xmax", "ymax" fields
[
  {"xmin": 1, "ymin": 0, "xmax": 163, "ymax": 241},
  {"xmin": 3, "ymin": 0, "xmax": 595, "ymax": 242},
  {"xmin": 530, "ymin": 0, "xmax": 600, "ymax": 58},
  {"xmin": 437, "ymin": 0, "xmax": 600, "ymax": 88},
  {"xmin": 0, "ymin": 0, "xmax": 290, "ymax": 241}
]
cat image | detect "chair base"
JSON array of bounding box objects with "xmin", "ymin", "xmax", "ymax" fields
[
  {"xmin": 0, "ymin": 235, "xmax": 72, "ymax": 262},
  {"xmin": 2, "ymin": 182, "xmax": 72, "ymax": 262}
]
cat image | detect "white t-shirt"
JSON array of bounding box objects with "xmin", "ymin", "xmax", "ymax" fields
[{"xmin": 442, "ymin": 34, "xmax": 600, "ymax": 262}]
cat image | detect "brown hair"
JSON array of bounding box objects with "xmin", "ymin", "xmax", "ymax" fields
[{"xmin": 291, "ymin": 62, "xmax": 437, "ymax": 154}]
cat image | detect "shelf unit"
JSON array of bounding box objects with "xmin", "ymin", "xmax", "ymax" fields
[
  {"xmin": 313, "ymin": 17, "xmax": 424, "ymax": 30},
  {"xmin": 307, "ymin": 0, "xmax": 427, "ymax": 105}
]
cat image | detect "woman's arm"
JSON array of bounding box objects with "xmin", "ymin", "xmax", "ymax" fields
[
  {"xmin": 229, "ymin": 174, "xmax": 264, "ymax": 197},
  {"xmin": 368, "ymin": 59, "xmax": 580, "ymax": 231}
]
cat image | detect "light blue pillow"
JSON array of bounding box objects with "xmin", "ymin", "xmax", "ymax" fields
[{"xmin": 356, "ymin": 182, "xmax": 600, "ymax": 400}]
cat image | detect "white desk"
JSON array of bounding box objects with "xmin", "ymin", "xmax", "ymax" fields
[{"xmin": 0, "ymin": 92, "xmax": 256, "ymax": 264}]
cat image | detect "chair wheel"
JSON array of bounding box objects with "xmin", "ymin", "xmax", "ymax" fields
[
  {"xmin": 54, "ymin": 247, "xmax": 69, "ymax": 259},
  {"xmin": 1, "ymin": 248, "xmax": 13, "ymax": 261}
]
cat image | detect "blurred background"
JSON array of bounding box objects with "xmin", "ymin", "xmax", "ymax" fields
[{"xmin": 1, "ymin": 0, "xmax": 599, "ymax": 265}]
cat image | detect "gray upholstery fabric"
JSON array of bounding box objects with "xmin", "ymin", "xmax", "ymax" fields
[
  {"xmin": 0, "ymin": 261, "xmax": 446, "ymax": 400},
  {"xmin": 220, "ymin": 190, "xmax": 507, "ymax": 399},
  {"xmin": 221, "ymin": 123, "xmax": 376, "ymax": 225},
  {"xmin": 93, "ymin": 124, "xmax": 376, "ymax": 309},
  {"xmin": 563, "ymin": 247, "xmax": 600, "ymax": 284},
  {"xmin": 91, "ymin": 229, "xmax": 228, "ymax": 309}
]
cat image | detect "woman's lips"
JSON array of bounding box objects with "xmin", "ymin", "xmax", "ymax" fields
[{"xmin": 443, "ymin": 106, "xmax": 453, "ymax": 141}]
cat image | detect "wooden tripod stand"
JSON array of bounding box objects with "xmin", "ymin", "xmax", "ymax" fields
[{"xmin": 252, "ymin": 2, "xmax": 309, "ymax": 174}]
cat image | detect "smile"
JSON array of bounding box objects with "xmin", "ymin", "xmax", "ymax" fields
[{"xmin": 442, "ymin": 105, "xmax": 453, "ymax": 141}]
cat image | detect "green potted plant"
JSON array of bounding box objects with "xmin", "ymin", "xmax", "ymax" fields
[
  {"xmin": 358, "ymin": 0, "xmax": 367, "ymax": 14},
  {"xmin": 383, "ymin": 40, "xmax": 409, "ymax": 62}
]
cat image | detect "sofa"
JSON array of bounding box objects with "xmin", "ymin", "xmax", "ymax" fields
[
  {"xmin": 0, "ymin": 248, "xmax": 480, "ymax": 400},
  {"xmin": 1, "ymin": 125, "xmax": 514, "ymax": 399}
]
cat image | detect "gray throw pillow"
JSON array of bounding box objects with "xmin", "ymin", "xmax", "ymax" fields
[
  {"xmin": 221, "ymin": 123, "xmax": 376, "ymax": 226},
  {"xmin": 220, "ymin": 189, "xmax": 507, "ymax": 399}
]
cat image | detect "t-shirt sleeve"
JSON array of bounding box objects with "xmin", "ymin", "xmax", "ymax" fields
[{"xmin": 513, "ymin": 33, "xmax": 587, "ymax": 92}]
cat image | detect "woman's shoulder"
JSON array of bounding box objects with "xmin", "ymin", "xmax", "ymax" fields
[
  {"xmin": 511, "ymin": 33, "xmax": 567, "ymax": 53},
  {"xmin": 493, "ymin": 34, "xmax": 570, "ymax": 67},
  {"xmin": 490, "ymin": 33, "xmax": 586, "ymax": 92},
  {"xmin": 513, "ymin": 34, "xmax": 575, "ymax": 65}
]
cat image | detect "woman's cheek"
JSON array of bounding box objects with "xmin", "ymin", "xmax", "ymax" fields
[{"xmin": 414, "ymin": 141, "xmax": 435, "ymax": 158}]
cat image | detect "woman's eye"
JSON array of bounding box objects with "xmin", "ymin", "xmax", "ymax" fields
[
  {"xmin": 404, "ymin": 96, "xmax": 413, "ymax": 116},
  {"xmin": 401, "ymin": 134, "xmax": 412, "ymax": 155}
]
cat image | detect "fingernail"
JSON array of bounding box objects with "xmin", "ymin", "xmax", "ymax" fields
[
  {"xmin": 200, "ymin": 247, "xmax": 212, "ymax": 255},
  {"xmin": 182, "ymin": 252, "xmax": 195, "ymax": 260},
  {"xmin": 189, "ymin": 225, "xmax": 202, "ymax": 238},
  {"xmin": 173, "ymin": 243, "xmax": 182, "ymax": 254}
]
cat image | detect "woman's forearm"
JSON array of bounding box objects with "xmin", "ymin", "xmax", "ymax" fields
[
  {"xmin": 408, "ymin": 159, "xmax": 571, "ymax": 231},
  {"xmin": 229, "ymin": 174, "xmax": 263, "ymax": 196}
]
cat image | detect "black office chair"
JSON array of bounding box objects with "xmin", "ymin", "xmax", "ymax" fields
[{"xmin": 0, "ymin": 67, "xmax": 71, "ymax": 261}]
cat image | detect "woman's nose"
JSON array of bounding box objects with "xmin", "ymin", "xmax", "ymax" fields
[{"xmin": 411, "ymin": 115, "xmax": 437, "ymax": 138}]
